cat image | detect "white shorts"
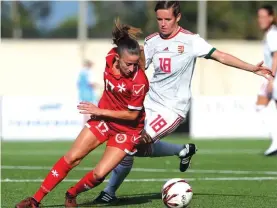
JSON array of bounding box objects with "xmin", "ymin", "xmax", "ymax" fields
[
  {"xmin": 258, "ymin": 79, "xmax": 272, "ymax": 98},
  {"xmin": 144, "ymin": 102, "xmax": 185, "ymax": 142}
]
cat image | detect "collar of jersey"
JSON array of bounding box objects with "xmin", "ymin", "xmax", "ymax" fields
[
  {"xmin": 160, "ymin": 26, "xmax": 181, "ymax": 40},
  {"xmin": 108, "ymin": 66, "xmax": 122, "ymax": 80}
]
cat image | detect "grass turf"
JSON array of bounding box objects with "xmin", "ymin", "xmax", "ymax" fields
[{"xmin": 1, "ymin": 137, "xmax": 277, "ymax": 208}]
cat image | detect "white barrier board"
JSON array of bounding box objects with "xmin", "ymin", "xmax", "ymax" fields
[
  {"xmin": 190, "ymin": 96, "xmax": 276, "ymax": 139},
  {"xmin": 2, "ymin": 96, "xmax": 84, "ymax": 140}
]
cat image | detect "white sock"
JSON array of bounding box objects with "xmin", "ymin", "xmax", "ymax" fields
[
  {"xmin": 150, "ymin": 141, "xmax": 184, "ymax": 157},
  {"xmin": 256, "ymin": 105, "xmax": 270, "ymax": 136},
  {"xmin": 267, "ymin": 106, "xmax": 277, "ymax": 144}
]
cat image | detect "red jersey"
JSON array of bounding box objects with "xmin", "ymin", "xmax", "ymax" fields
[{"xmin": 98, "ymin": 48, "xmax": 149, "ymax": 133}]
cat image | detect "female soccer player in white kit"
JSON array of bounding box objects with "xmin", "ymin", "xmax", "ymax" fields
[
  {"xmin": 256, "ymin": 5, "xmax": 277, "ymax": 156},
  {"xmin": 94, "ymin": 1, "xmax": 274, "ymax": 203}
]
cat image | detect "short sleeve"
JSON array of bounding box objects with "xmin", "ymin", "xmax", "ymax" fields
[
  {"xmin": 144, "ymin": 40, "xmax": 154, "ymax": 70},
  {"xmin": 128, "ymin": 81, "xmax": 149, "ymax": 111},
  {"xmin": 192, "ymin": 34, "xmax": 216, "ymax": 59},
  {"xmin": 267, "ymin": 30, "xmax": 277, "ymax": 52}
]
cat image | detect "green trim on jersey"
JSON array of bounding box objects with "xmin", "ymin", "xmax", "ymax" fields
[{"xmin": 205, "ymin": 48, "xmax": 216, "ymax": 59}]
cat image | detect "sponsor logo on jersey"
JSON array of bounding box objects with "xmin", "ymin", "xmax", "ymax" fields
[
  {"xmin": 163, "ymin": 47, "xmax": 169, "ymax": 51},
  {"xmin": 115, "ymin": 134, "xmax": 127, "ymax": 143},
  {"xmin": 178, "ymin": 45, "xmax": 184, "ymax": 53},
  {"xmin": 131, "ymin": 135, "xmax": 141, "ymax": 144},
  {"xmin": 132, "ymin": 84, "xmax": 145, "ymax": 96}
]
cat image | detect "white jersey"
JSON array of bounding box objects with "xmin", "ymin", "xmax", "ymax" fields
[
  {"xmin": 273, "ymin": 77, "xmax": 277, "ymax": 100},
  {"xmin": 144, "ymin": 27, "xmax": 215, "ymax": 118},
  {"xmin": 263, "ymin": 25, "xmax": 277, "ymax": 69},
  {"xmin": 258, "ymin": 25, "xmax": 277, "ymax": 97}
]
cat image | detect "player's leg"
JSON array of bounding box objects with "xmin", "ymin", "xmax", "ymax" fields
[
  {"xmin": 102, "ymin": 155, "xmax": 134, "ymax": 200},
  {"xmin": 15, "ymin": 120, "xmax": 107, "ymax": 208},
  {"xmin": 94, "ymin": 107, "xmax": 196, "ymax": 203},
  {"xmin": 141, "ymin": 107, "xmax": 197, "ymax": 171},
  {"xmin": 265, "ymin": 80, "xmax": 277, "ymax": 156},
  {"xmin": 257, "ymin": 79, "xmax": 277, "ymax": 156},
  {"xmin": 96, "ymin": 142, "xmax": 188, "ymax": 204},
  {"xmin": 64, "ymin": 133, "xmax": 134, "ymax": 207},
  {"xmin": 256, "ymin": 80, "xmax": 271, "ymax": 121}
]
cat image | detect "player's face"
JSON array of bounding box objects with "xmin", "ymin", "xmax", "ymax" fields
[
  {"xmin": 257, "ymin": 9, "xmax": 273, "ymax": 31},
  {"xmin": 118, "ymin": 50, "xmax": 140, "ymax": 77},
  {"xmin": 156, "ymin": 8, "xmax": 181, "ymax": 38}
]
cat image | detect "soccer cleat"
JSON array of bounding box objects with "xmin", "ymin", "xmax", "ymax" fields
[
  {"xmin": 65, "ymin": 192, "xmax": 77, "ymax": 208},
  {"xmin": 15, "ymin": 197, "xmax": 40, "ymax": 208},
  {"xmin": 179, "ymin": 143, "xmax": 197, "ymax": 172},
  {"xmin": 264, "ymin": 142, "xmax": 277, "ymax": 156},
  {"xmin": 93, "ymin": 191, "xmax": 118, "ymax": 204}
]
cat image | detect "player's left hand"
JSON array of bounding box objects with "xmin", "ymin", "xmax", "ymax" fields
[
  {"xmin": 77, "ymin": 101, "xmax": 102, "ymax": 116},
  {"xmin": 253, "ymin": 61, "xmax": 274, "ymax": 81}
]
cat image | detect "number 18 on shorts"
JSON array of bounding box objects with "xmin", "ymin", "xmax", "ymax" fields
[{"xmin": 144, "ymin": 107, "xmax": 184, "ymax": 142}]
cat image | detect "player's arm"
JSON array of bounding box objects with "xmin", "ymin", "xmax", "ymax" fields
[
  {"xmin": 210, "ymin": 50, "xmax": 268, "ymax": 73},
  {"xmin": 100, "ymin": 81, "xmax": 149, "ymax": 121},
  {"xmin": 78, "ymin": 80, "xmax": 149, "ymax": 121},
  {"xmin": 96, "ymin": 109, "xmax": 140, "ymax": 121},
  {"xmin": 192, "ymin": 34, "xmax": 273, "ymax": 79},
  {"xmin": 144, "ymin": 40, "xmax": 154, "ymax": 70},
  {"xmin": 78, "ymin": 102, "xmax": 140, "ymax": 121}
]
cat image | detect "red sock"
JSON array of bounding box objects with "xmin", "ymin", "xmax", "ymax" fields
[
  {"xmin": 67, "ymin": 170, "xmax": 104, "ymax": 197},
  {"xmin": 33, "ymin": 156, "xmax": 72, "ymax": 202}
]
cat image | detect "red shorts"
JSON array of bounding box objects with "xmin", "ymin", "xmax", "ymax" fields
[{"xmin": 85, "ymin": 119, "xmax": 140, "ymax": 155}]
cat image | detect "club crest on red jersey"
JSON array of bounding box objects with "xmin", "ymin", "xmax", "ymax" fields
[
  {"xmin": 132, "ymin": 84, "xmax": 145, "ymax": 96},
  {"xmin": 115, "ymin": 134, "xmax": 127, "ymax": 143}
]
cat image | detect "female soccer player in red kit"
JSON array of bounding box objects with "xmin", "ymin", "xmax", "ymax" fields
[{"xmin": 15, "ymin": 20, "xmax": 149, "ymax": 208}]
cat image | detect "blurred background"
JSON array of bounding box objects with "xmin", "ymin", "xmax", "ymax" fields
[{"xmin": 1, "ymin": 1, "xmax": 277, "ymax": 140}]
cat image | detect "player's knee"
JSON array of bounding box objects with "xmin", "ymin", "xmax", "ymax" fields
[
  {"xmin": 64, "ymin": 152, "xmax": 82, "ymax": 167},
  {"xmin": 139, "ymin": 129, "xmax": 155, "ymax": 144},
  {"xmin": 135, "ymin": 144, "xmax": 153, "ymax": 157},
  {"xmin": 93, "ymin": 169, "xmax": 107, "ymax": 181}
]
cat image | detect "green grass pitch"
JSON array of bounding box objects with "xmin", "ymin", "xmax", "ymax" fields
[{"xmin": 1, "ymin": 137, "xmax": 277, "ymax": 207}]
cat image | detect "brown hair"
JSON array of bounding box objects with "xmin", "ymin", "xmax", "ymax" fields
[
  {"xmin": 259, "ymin": 5, "xmax": 277, "ymax": 25},
  {"xmin": 112, "ymin": 18, "xmax": 142, "ymax": 57},
  {"xmin": 155, "ymin": 1, "xmax": 181, "ymax": 17}
]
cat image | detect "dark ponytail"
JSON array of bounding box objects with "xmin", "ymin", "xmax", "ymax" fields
[{"xmin": 112, "ymin": 18, "xmax": 142, "ymax": 57}]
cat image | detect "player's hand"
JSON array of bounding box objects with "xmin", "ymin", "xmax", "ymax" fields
[
  {"xmin": 135, "ymin": 130, "xmax": 154, "ymax": 144},
  {"xmin": 253, "ymin": 61, "xmax": 274, "ymax": 81},
  {"xmin": 77, "ymin": 101, "xmax": 102, "ymax": 116}
]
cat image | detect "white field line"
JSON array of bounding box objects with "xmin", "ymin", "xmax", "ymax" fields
[
  {"xmin": 1, "ymin": 149, "xmax": 262, "ymax": 155},
  {"xmin": 1, "ymin": 165, "xmax": 277, "ymax": 175},
  {"xmin": 2, "ymin": 177, "xmax": 277, "ymax": 183}
]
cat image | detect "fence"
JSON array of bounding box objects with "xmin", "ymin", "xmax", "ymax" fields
[{"xmin": 0, "ymin": 40, "xmax": 273, "ymax": 140}]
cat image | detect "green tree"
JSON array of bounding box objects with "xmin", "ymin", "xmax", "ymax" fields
[
  {"xmin": 1, "ymin": 1, "xmax": 51, "ymax": 38},
  {"xmin": 89, "ymin": 1, "xmax": 147, "ymax": 38},
  {"xmin": 48, "ymin": 16, "xmax": 78, "ymax": 38}
]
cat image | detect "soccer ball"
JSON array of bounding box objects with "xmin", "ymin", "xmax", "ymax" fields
[{"xmin": 162, "ymin": 178, "xmax": 193, "ymax": 208}]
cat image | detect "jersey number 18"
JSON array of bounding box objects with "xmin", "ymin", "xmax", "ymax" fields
[{"xmin": 159, "ymin": 58, "xmax": 171, "ymax": 73}]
